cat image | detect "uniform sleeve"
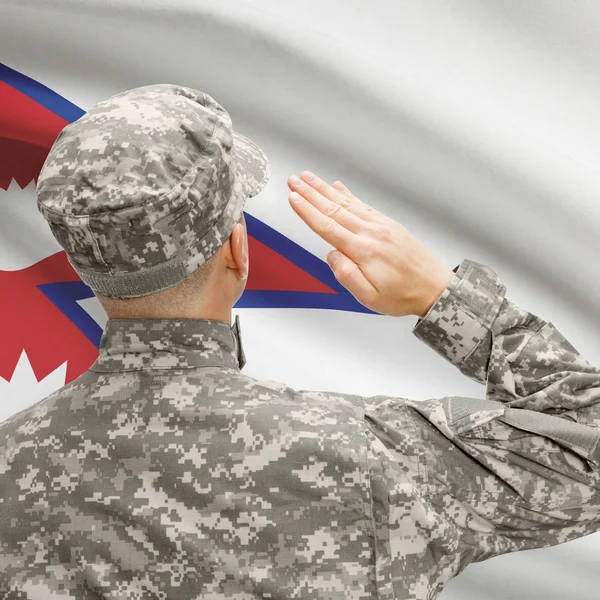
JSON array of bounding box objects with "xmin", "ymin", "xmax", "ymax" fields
[{"xmin": 402, "ymin": 258, "xmax": 600, "ymax": 562}]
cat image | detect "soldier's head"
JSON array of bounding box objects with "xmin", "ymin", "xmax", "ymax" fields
[{"xmin": 36, "ymin": 84, "xmax": 269, "ymax": 321}]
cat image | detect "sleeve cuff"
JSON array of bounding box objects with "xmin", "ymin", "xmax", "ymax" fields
[{"xmin": 411, "ymin": 259, "xmax": 507, "ymax": 369}]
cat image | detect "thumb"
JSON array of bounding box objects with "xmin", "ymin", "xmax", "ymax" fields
[{"xmin": 327, "ymin": 250, "xmax": 376, "ymax": 305}]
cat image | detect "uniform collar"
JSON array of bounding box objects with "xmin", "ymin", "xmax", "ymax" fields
[{"xmin": 90, "ymin": 314, "xmax": 246, "ymax": 373}]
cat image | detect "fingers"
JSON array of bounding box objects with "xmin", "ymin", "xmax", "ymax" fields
[
  {"xmin": 327, "ymin": 250, "xmax": 378, "ymax": 309},
  {"xmin": 287, "ymin": 175, "xmax": 366, "ymax": 235},
  {"xmin": 287, "ymin": 189, "xmax": 361, "ymax": 259},
  {"xmin": 296, "ymin": 172, "xmax": 378, "ymax": 221},
  {"xmin": 287, "ymin": 171, "xmax": 388, "ymax": 265}
]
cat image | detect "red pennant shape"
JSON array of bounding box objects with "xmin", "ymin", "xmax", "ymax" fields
[
  {"xmin": 0, "ymin": 252, "xmax": 98, "ymax": 383},
  {"xmin": 247, "ymin": 237, "xmax": 336, "ymax": 293},
  {"xmin": 0, "ymin": 81, "xmax": 68, "ymax": 189}
]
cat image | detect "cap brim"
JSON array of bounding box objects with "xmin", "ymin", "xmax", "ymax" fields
[{"xmin": 232, "ymin": 131, "xmax": 270, "ymax": 198}]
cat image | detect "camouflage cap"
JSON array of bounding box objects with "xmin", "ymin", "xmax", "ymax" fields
[{"xmin": 36, "ymin": 84, "xmax": 270, "ymax": 298}]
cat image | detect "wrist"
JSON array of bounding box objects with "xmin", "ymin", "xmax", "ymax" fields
[{"xmin": 415, "ymin": 268, "xmax": 455, "ymax": 318}]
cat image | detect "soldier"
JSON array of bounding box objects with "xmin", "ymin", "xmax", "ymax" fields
[{"xmin": 1, "ymin": 83, "xmax": 599, "ymax": 599}]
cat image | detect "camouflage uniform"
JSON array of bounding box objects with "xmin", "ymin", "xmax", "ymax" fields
[{"xmin": 1, "ymin": 85, "xmax": 599, "ymax": 599}]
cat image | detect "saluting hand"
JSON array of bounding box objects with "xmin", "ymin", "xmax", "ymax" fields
[{"xmin": 287, "ymin": 172, "xmax": 455, "ymax": 318}]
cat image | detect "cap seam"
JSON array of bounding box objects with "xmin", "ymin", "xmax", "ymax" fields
[{"xmin": 87, "ymin": 213, "xmax": 110, "ymax": 272}]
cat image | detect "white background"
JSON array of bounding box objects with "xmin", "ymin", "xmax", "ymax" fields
[{"xmin": 2, "ymin": 1, "xmax": 600, "ymax": 597}]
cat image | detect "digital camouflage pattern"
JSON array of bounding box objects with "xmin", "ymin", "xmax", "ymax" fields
[
  {"xmin": 36, "ymin": 84, "xmax": 270, "ymax": 299},
  {"xmin": 1, "ymin": 258, "xmax": 599, "ymax": 599}
]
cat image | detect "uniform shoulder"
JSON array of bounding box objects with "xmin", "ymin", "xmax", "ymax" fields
[
  {"xmin": 237, "ymin": 373, "xmax": 365, "ymax": 415},
  {"xmin": 0, "ymin": 370, "xmax": 97, "ymax": 436}
]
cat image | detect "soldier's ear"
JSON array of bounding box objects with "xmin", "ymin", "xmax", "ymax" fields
[{"xmin": 226, "ymin": 221, "xmax": 248, "ymax": 280}]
